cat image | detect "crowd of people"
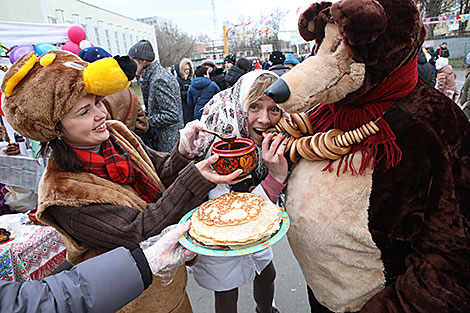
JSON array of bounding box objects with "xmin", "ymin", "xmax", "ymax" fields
[{"xmin": 0, "ymin": 36, "xmax": 468, "ymax": 313}]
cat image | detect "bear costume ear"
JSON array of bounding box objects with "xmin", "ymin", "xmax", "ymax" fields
[
  {"xmin": 298, "ymin": 2, "xmax": 333, "ymax": 43},
  {"xmin": 331, "ymin": 0, "xmax": 387, "ymax": 46}
]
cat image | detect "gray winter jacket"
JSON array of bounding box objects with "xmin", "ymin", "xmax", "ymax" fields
[
  {"xmin": 140, "ymin": 61, "xmax": 184, "ymax": 152},
  {"xmin": 0, "ymin": 247, "xmax": 151, "ymax": 313}
]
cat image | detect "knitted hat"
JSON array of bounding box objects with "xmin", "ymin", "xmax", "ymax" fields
[
  {"xmin": 269, "ymin": 50, "xmax": 285, "ymax": 65},
  {"xmin": 128, "ymin": 40, "xmax": 155, "ymax": 61},
  {"xmin": 1, "ymin": 50, "xmax": 135, "ymax": 142},
  {"xmin": 224, "ymin": 54, "xmax": 236, "ymax": 65},
  {"xmin": 78, "ymin": 47, "xmax": 112, "ymax": 63},
  {"xmin": 436, "ymin": 57, "xmax": 449, "ymax": 70},
  {"xmin": 235, "ymin": 57, "xmax": 252, "ymax": 72},
  {"xmin": 284, "ymin": 54, "xmax": 300, "ymax": 65}
]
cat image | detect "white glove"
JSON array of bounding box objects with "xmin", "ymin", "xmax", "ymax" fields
[
  {"xmin": 178, "ymin": 120, "xmax": 212, "ymax": 157},
  {"xmin": 140, "ymin": 221, "xmax": 196, "ymax": 286}
]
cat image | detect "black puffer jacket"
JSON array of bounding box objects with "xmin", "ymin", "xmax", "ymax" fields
[
  {"xmin": 417, "ymin": 50, "xmax": 436, "ymax": 87},
  {"xmin": 210, "ymin": 67, "xmax": 227, "ymax": 91},
  {"xmin": 225, "ymin": 66, "xmax": 246, "ymax": 88}
]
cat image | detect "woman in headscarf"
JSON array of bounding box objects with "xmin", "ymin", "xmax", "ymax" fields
[{"xmin": 190, "ymin": 70, "xmax": 288, "ymax": 313}]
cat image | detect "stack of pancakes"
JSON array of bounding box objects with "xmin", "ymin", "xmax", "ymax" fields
[{"xmin": 189, "ymin": 193, "xmax": 281, "ymax": 249}]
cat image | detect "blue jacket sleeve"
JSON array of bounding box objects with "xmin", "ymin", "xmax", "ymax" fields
[{"xmin": 0, "ymin": 247, "xmax": 146, "ymax": 313}]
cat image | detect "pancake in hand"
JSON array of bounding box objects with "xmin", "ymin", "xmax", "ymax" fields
[{"xmin": 190, "ymin": 192, "xmax": 281, "ymax": 249}]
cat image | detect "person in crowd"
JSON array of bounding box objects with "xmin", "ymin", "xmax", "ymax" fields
[
  {"xmin": 425, "ymin": 45, "xmax": 436, "ymax": 67},
  {"xmin": 79, "ymin": 46, "xmax": 149, "ymax": 135},
  {"xmin": 224, "ymin": 54, "xmax": 236, "ymax": 73},
  {"xmin": 192, "ymin": 70, "xmax": 287, "ymax": 313},
  {"xmin": 284, "ymin": 53, "xmax": 300, "ymax": 70},
  {"xmin": 1, "ymin": 50, "xmax": 246, "ymax": 313},
  {"xmin": 225, "ymin": 57, "xmax": 252, "ymax": 88},
  {"xmin": 417, "ymin": 48, "xmax": 436, "ymax": 87},
  {"xmin": 129, "ymin": 39, "xmax": 183, "ymax": 152},
  {"xmin": 188, "ymin": 65, "xmax": 221, "ymax": 120},
  {"xmin": 268, "ymin": 51, "xmax": 290, "ymax": 76},
  {"xmin": 0, "ymin": 223, "xmax": 194, "ymax": 313},
  {"xmin": 434, "ymin": 41, "xmax": 450, "ymax": 60},
  {"xmin": 173, "ymin": 58, "xmax": 195, "ymax": 125},
  {"xmin": 436, "ymin": 57, "xmax": 457, "ymax": 101},
  {"xmin": 262, "ymin": 58, "xmax": 270, "ymax": 70},
  {"xmin": 459, "ymin": 62, "xmax": 470, "ymax": 119},
  {"xmin": 202, "ymin": 59, "xmax": 227, "ymax": 91}
]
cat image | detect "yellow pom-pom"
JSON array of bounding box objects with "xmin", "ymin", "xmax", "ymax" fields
[
  {"xmin": 40, "ymin": 53, "xmax": 56, "ymax": 67},
  {"xmin": 4, "ymin": 53, "xmax": 37, "ymax": 97},
  {"xmin": 83, "ymin": 57, "xmax": 130, "ymax": 96}
]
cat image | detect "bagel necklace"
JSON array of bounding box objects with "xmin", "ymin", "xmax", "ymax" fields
[{"xmin": 262, "ymin": 112, "xmax": 381, "ymax": 163}]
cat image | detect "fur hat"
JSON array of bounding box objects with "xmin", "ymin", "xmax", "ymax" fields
[
  {"xmin": 224, "ymin": 54, "xmax": 236, "ymax": 65},
  {"xmin": 79, "ymin": 46, "xmax": 112, "ymax": 63},
  {"xmin": 1, "ymin": 50, "xmax": 136, "ymax": 142},
  {"xmin": 128, "ymin": 40, "xmax": 155, "ymax": 61},
  {"xmin": 270, "ymin": 50, "xmax": 286, "ymax": 65},
  {"xmin": 235, "ymin": 57, "xmax": 252, "ymax": 72},
  {"xmin": 202, "ymin": 59, "xmax": 216, "ymax": 68}
]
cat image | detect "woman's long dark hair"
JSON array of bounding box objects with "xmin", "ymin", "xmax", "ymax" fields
[{"xmin": 39, "ymin": 122, "xmax": 84, "ymax": 172}]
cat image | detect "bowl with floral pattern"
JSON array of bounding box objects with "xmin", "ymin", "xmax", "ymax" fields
[{"xmin": 211, "ymin": 138, "xmax": 257, "ymax": 178}]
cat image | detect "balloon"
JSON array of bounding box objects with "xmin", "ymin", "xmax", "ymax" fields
[
  {"xmin": 68, "ymin": 25, "xmax": 87, "ymax": 44},
  {"xmin": 34, "ymin": 43, "xmax": 58, "ymax": 56},
  {"xmin": 79, "ymin": 40, "xmax": 93, "ymax": 50},
  {"xmin": 9, "ymin": 45, "xmax": 35, "ymax": 64},
  {"xmin": 61, "ymin": 42, "xmax": 81, "ymax": 55}
]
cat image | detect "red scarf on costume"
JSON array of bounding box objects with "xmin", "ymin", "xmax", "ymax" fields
[
  {"xmin": 308, "ymin": 58, "xmax": 418, "ymax": 175},
  {"xmin": 74, "ymin": 134, "xmax": 162, "ymax": 203}
]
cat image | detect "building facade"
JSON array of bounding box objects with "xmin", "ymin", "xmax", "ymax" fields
[{"xmin": 0, "ymin": 0, "xmax": 158, "ymax": 59}]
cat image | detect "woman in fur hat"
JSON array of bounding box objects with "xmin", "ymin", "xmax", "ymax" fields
[
  {"xmin": 1, "ymin": 50, "xmax": 245, "ymax": 313},
  {"xmin": 190, "ymin": 70, "xmax": 288, "ymax": 313}
]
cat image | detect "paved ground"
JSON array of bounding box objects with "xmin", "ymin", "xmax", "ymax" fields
[{"xmin": 186, "ymin": 236, "xmax": 310, "ymax": 313}]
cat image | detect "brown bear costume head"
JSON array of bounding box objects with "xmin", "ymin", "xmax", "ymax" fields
[{"xmin": 265, "ymin": 0, "xmax": 426, "ymax": 113}]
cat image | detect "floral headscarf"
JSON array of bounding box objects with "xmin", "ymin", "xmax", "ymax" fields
[{"xmin": 200, "ymin": 70, "xmax": 278, "ymax": 140}]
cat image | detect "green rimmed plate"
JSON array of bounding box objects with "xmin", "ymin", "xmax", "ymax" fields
[{"xmin": 178, "ymin": 206, "xmax": 289, "ymax": 257}]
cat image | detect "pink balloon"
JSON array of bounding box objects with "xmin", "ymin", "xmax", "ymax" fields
[
  {"xmin": 68, "ymin": 25, "xmax": 86, "ymax": 44},
  {"xmin": 9, "ymin": 45, "xmax": 35, "ymax": 64},
  {"xmin": 62, "ymin": 42, "xmax": 81, "ymax": 55}
]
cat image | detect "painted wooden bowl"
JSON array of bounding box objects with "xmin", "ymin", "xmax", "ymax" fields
[{"xmin": 211, "ymin": 138, "xmax": 257, "ymax": 178}]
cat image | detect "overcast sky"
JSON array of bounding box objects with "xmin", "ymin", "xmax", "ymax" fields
[{"xmin": 81, "ymin": 0, "xmax": 322, "ymax": 38}]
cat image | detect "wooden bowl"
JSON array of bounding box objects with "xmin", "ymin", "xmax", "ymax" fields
[{"xmin": 211, "ymin": 138, "xmax": 257, "ymax": 178}]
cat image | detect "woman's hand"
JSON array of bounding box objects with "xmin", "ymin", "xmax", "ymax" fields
[
  {"xmin": 178, "ymin": 120, "xmax": 211, "ymax": 159},
  {"xmin": 262, "ymin": 133, "xmax": 289, "ymax": 184},
  {"xmin": 195, "ymin": 154, "xmax": 251, "ymax": 185}
]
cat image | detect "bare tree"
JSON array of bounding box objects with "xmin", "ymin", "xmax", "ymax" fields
[
  {"xmin": 415, "ymin": 0, "xmax": 460, "ymax": 36},
  {"xmin": 155, "ymin": 22, "xmax": 195, "ymax": 68}
]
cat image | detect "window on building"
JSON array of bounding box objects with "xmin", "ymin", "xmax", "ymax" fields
[
  {"xmin": 81, "ymin": 24, "xmax": 88, "ymax": 37},
  {"xmin": 48, "ymin": 17, "xmax": 58, "ymax": 24},
  {"xmin": 105, "ymin": 29, "xmax": 111, "ymax": 50},
  {"xmin": 115, "ymin": 31, "xmax": 120, "ymax": 54},
  {"xmin": 94, "ymin": 27, "xmax": 102, "ymax": 45}
]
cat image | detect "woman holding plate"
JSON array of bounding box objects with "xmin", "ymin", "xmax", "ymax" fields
[
  {"xmin": 191, "ymin": 70, "xmax": 289, "ymax": 313},
  {"xmin": 1, "ymin": 50, "xmax": 246, "ymax": 313}
]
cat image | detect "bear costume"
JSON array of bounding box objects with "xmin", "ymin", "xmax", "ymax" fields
[{"xmin": 265, "ymin": 0, "xmax": 470, "ymax": 312}]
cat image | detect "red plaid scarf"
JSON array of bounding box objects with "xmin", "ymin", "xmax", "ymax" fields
[
  {"xmin": 73, "ymin": 134, "xmax": 162, "ymax": 203},
  {"xmin": 309, "ymin": 58, "xmax": 418, "ymax": 175}
]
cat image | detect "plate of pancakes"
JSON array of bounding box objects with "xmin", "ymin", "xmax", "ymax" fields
[{"xmin": 178, "ymin": 192, "xmax": 289, "ymax": 257}]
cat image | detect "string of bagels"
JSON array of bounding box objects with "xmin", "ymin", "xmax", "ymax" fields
[{"xmin": 262, "ymin": 112, "xmax": 380, "ymax": 163}]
